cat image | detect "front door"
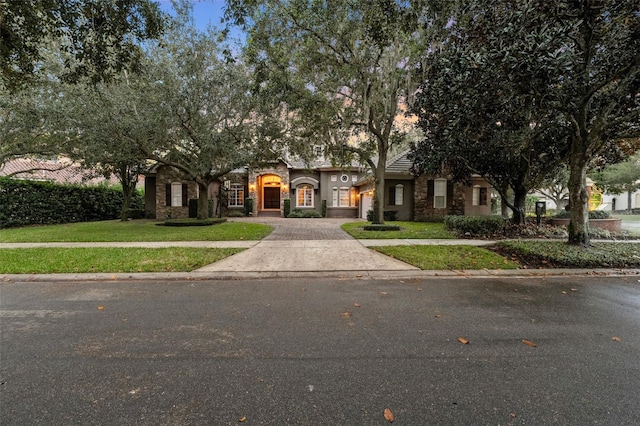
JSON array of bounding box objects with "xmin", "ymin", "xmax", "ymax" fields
[{"xmin": 263, "ymin": 187, "xmax": 281, "ymax": 209}]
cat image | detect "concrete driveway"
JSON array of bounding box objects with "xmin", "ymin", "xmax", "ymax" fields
[{"xmin": 197, "ymin": 218, "xmax": 420, "ymax": 273}]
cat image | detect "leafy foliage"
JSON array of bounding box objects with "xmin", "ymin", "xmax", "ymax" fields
[
  {"xmin": 1, "ymin": 0, "xmax": 165, "ymax": 88},
  {"xmin": 444, "ymin": 215, "xmax": 506, "ymax": 237},
  {"xmin": 0, "ymin": 178, "xmax": 142, "ymax": 228},
  {"xmin": 226, "ymin": 0, "xmax": 445, "ymax": 223},
  {"xmin": 492, "ymin": 241, "xmax": 640, "ymax": 269}
]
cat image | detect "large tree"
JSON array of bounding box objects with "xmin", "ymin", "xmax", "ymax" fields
[
  {"xmin": 226, "ymin": 0, "xmax": 447, "ymax": 223},
  {"xmin": 410, "ymin": 1, "xmax": 571, "ymax": 224},
  {"xmin": 132, "ymin": 7, "xmax": 283, "ymax": 219},
  {"xmin": 1, "ymin": 0, "xmax": 165, "ymax": 89},
  {"xmin": 413, "ymin": 0, "xmax": 639, "ymax": 242}
]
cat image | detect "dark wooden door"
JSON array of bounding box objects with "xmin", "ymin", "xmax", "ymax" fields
[{"xmin": 263, "ymin": 187, "xmax": 280, "ymax": 209}]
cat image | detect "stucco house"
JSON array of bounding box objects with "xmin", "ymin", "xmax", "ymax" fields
[{"xmin": 144, "ymin": 151, "xmax": 493, "ymax": 220}]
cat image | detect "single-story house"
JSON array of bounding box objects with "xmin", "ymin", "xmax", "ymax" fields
[{"xmin": 144, "ymin": 151, "xmax": 493, "ymax": 220}]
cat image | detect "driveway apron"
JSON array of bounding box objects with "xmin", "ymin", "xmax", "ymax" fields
[{"xmin": 196, "ymin": 218, "xmax": 418, "ymax": 272}]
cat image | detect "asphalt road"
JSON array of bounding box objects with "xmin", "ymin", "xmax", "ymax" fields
[{"xmin": 1, "ymin": 276, "xmax": 639, "ymax": 425}]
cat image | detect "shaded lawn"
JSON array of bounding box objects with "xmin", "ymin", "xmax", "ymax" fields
[
  {"xmin": 0, "ymin": 220, "xmax": 272, "ymax": 243},
  {"xmin": 373, "ymin": 245, "xmax": 520, "ymax": 270},
  {"xmin": 342, "ymin": 221, "xmax": 453, "ymax": 239},
  {"xmin": 0, "ymin": 247, "xmax": 243, "ymax": 273},
  {"xmin": 490, "ymin": 241, "xmax": 640, "ymax": 269}
]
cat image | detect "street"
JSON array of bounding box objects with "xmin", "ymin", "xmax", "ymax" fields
[{"xmin": 1, "ymin": 276, "xmax": 639, "ymax": 425}]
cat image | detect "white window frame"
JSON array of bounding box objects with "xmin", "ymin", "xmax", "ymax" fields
[
  {"xmin": 171, "ymin": 182, "xmax": 182, "ymax": 207},
  {"xmin": 228, "ymin": 183, "xmax": 244, "ymax": 207},
  {"xmin": 339, "ymin": 187, "xmax": 350, "ymax": 206},
  {"xmin": 434, "ymin": 179, "xmax": 447, "ymax": 209},
  {"xmin": 472, "ymin": 185, "xmax": 480, "ymax": 206},
  {"xmin": 395, "ymin": 184, "xmax": 404, "ymax": 206},
  {"xmin": 296, "ymin": 184, "xmax": 314, "ymax": 207}
]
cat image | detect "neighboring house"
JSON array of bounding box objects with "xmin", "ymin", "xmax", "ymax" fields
[
  {"xmin": 144, "ymin": 151, "xmax": 493, "ymax": 220},
  {"xmin": 0, "ymin": 158, "xmax": 123, "ymax": 186}
]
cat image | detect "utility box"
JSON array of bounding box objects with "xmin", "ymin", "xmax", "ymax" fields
[{"xmin": 535, "ymin": 201, "xmax": 546, "ymax": 226}]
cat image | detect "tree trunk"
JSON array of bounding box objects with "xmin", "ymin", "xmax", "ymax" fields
[
  {"xmin": 372, "ymin": 168, "xmax": 385, "ymax": 224},
  {"xmin": 627, "ymin": 190, "xmax": 632, "ymax": 213},
  {"xmin": 567, "ymin": 152, "xmax": 590, "ymax": 246},
  {"xmin": 511, "ymin": 187, "xmax": 527, "ymax": 225},
  {"xmin": 197, "ymin": 181, "xmax": 210, "ymax": 220}
]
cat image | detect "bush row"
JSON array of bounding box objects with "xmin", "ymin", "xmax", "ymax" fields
[
  {"xmin": 444, "ymin": 215, "xmax": 505, "ymax": 237},
  {"xmin": 0, "ymin": 178, "xmax": 143, "ymax": 229}
]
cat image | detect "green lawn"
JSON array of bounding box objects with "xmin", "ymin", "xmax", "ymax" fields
[
  {"xmin": 0, "ymin": 247, "xmax": 242, "ymax": 273},
  {"xmin": 492, "ymin": 241, "xmax": 640, "ymax": 268},
  {"xmin": 0, "ymin": 220, "xmax": 272, "ymax": 242},
  {"xmin": 341, "ymin": 221, "xmax": 453, "ymax": 239},
  {"xmin": 373, "ymin": 245, "xmax": 520, "ymax": 270}
]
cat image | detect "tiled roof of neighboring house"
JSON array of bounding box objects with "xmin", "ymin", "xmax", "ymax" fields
[
  {"xmin": 0, "ymin": 158, "xmax": 124, "ymax": 186},
  {"xmin": 385, "ymin": 150, "xmax": 413, "ymax": 174}
]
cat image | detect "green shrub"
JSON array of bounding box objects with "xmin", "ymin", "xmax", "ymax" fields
[
  {"xmin": 366, "ymin": 209, "xmax": 375, "ymax": 222},
  {"xmin": 444, "ymin": 215, "xmax": 505, "ymax": 237},
  {"xmin": 321, "ymin": 199, "xmax": 327, "ymax": 217},
  {"xmin": 554, "ymin": 210, "xmax": 611, "ymax": 219},
  {"xmin": 244, "ymin": 197, "xmax": 254, "ymax": 216},
  {"xmin": 284, "ymin": 198, "xmax": 291, "ymax": 217},
  {"xmin": 0, "ymin": 178, "xmax": 143, "ymax": 229}
]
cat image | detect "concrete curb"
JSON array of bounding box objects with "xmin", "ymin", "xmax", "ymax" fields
[{"xmin": 2, "ymin": 268, "xmax": 639, "ymax": 283}]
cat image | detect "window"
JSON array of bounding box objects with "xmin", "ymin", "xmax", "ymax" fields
[
  {"xmin": 395, "ymin": 184, "xmax": 404, "ymax": 205},
  {"xmin": 228, "ymin": 184, "xmax": 244, "ymax": 207},
  {"xmin": 171, "ymin": 182, "xmax": 183, "ymax": 207},
  {"xmin": 434, "ymin": 179, "xmax": 447, "ymax": 208},
  {"xmin": 333, "ymin": 186, "xmax": 352, "ymax": 206},
  {"xmin": 472, "ymin": 186, "xmax": 487, "ymax": 206},
  {"xmin": 296, "ymin": 184, "xmax": 313, "ymax": 207},
  {"xmin": 339, "ymin": 187, "xmax": 349, "ymax": 206}
]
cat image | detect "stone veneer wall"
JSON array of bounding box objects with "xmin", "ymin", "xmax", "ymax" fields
[
  {"xmin": 155, "ymin": 166, "xmax": 198, "ymax": 220},
  {"xmin": 413, "ymin": 175, "xmax": 465, "ymax": 220},
  {"xmin": 248, "ymin": 163, "xmax": 290, "ymax": 216}
]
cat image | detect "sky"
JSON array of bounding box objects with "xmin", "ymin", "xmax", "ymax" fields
[{"xmin": 155, "ymin": 0, "xmax": 243, "ymax": 38}]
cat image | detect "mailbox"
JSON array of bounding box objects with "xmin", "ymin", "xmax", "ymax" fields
[{"xmin": 535, "ymin": 201, "xmax": 546, "ymax": 226}]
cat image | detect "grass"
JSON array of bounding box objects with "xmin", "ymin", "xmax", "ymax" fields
[
  {"xmin": 372, "ymin": 245, "xmax": 520, "ymax": 270},
  {"xmin": 341, "ymin": 221, "xmax": 453, "ymax": 239},
  {"xmin": 0, "ymin": 247, "xmax": 243, "ymax": 273},
  {"xmin": 0, "ymin": 220, "xmax": 272, "ymax": 242},
  {"xmin": 491, "ymin": 241, "xmax": 640, "ymax": 269}
]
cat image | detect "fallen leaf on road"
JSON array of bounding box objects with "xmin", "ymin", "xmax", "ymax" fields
[
  {"xmin": 612, "ymin": 336, "xmax": 621, "ymax": 342},
  {"xmin": 570, "ymin": 288, "xmax": 578, "ymax": 292},
  {"xmin": 342, "ymin": 311, "xmax": 351, "ymax": 318},
  {"xmin": 457, "ymin": 337, "xmax": 469, "ymax": 344},
  {"xmin": 354, "ymin": 303, "xmax": 361, "ymax": 308},
  {"xmin": 97, "ymin": 306, "xmax": 105, "ymax": 311},
  {"xmin": 521, "ymin": 339, "xmax": 537, "ymax": 347},
  {"xmin": 435, "ymin": 314, "xmax": 442, "ymax": 318},
  {"xmin": 384, "ymin": 408, "xmax": 394, "ymax": 423},
  {"xmin": 238, "ymin": 416, "xmax": 247, "ymax": 422},
  {"xmin": 562, "ymin": 291, "xmax": 567, "ymax": 294},
  {"xmin": 379, "ymin": 292, "xmax": 388, "ymax": 295}
]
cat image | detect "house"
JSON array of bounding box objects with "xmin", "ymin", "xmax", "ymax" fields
[{"xmin": 144, "ymin": 151, "xmax": 493, "ymax": 220}]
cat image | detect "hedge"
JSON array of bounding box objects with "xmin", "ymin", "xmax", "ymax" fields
[
  {"xmin": 444, "ymin": 215, "xmax": 505, "ymax": 237},
  {"xmin": 0, "ymin": 178, "xmax": 143, "ymax": 229}
]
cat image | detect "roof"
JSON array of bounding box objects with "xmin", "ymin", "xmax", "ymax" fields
[
  {"xmin": 385, "ymin": 150, "xmax": 413, "ymax": 174},
  {"xmin": 0, "ymin": 158, "xmax": 123, "ymax": 186}
]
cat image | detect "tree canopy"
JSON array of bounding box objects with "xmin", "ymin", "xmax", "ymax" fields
[
  {"xmin": 1, "ymin": 0, "xmax": 165, "ymax": 89},
  {"xmin": 226, "ymin": 0, "xmax": 447, "ymax": 223},
  {"xmin": 411, "ymin": 0, "xmax": 639, "ymax": 240}
]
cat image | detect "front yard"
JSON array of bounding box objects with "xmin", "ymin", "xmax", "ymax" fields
[
  {"xmin": 341, "ymin": 221, "xmax": 454, "ymax": 239},
  {"xmin": 0, "ymin": 219, "xmax": 272, "ymax": 242}
]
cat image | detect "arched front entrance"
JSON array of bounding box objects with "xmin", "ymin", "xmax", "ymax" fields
[{"xmin": 260, "ymin": 174, "xmax": 282, "ymax": 212}]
